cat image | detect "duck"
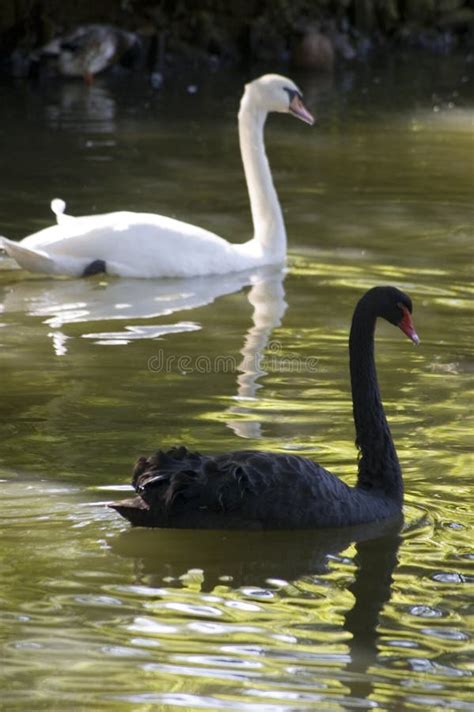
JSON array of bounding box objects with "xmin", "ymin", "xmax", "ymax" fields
[
  {"xmin": 291, "ymin": 27, "xmax": 335, "ymax": 72},
  {"xmin": 35, "ymin": 24, "xmax": 142, "ymax": 84},
  {"xmin": 0, "ymin": 75, "xmax": 313, "ymax": 279},
  {"xmin": 109, "ymin": 286, "xmax": 420, "ymax": 529}
]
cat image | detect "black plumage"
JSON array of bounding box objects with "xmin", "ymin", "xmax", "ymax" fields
[{"xmin": 110, "ymin": 286, "xmax": 419, "ymax": 529}]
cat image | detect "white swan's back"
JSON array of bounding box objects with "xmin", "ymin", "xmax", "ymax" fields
[
  {"xmin": 1, "ymin": 75, "xmax": 313, "ymax": 278},
  {"xmin": 12, "ymin": 208, "xmax": 255, "ymax": 278}
]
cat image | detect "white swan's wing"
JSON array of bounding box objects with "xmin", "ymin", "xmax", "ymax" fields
[{"xmin": 17, "ymin": 211, "xmax": 244, "ymax": 277}]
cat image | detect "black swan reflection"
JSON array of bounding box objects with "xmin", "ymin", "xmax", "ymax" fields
[{"xmin": 112, "ymin": 515, "xmax": 402, "ymax": 705}]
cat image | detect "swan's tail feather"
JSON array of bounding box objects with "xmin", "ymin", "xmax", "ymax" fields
[
  {"xmin": 108, "ymin": 496, "xmax": 155, "ymax": 527},
  {"xmin": 109, "ymin": 447, "xmax": 213, "ymax": 527},
  {"xmin": 0, "ymin": 237, "xmax": 56, "ymax": 274},
  {"xmin": 51, "ymin": 198, "xmax": 74, "ymax": 225}
]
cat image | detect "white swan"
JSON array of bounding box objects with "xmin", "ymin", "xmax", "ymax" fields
[{"xmin": 0, "ymin": 74, "xmax": 313, "ymax": 279}]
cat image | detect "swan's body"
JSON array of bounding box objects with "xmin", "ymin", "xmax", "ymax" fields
[
  {"xmin": 2, "ymin": 207, "xmax": 252, "ymax": 278},
  {"xmin": 110, "ymin": 286, "xmax": 420, "ymax": 529},
  {"xmin": 0, "ymin": 75, "xmax": 313, "ymax": 278}
]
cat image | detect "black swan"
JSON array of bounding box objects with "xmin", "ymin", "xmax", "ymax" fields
[{"xmin": 110, "ymin": 286, "xmax": 419, "ymax": 529}]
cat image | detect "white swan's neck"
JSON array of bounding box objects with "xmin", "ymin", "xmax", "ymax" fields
[{"xmin": 238, "ymin": 94, "xmax": 286, "ymax": 260}]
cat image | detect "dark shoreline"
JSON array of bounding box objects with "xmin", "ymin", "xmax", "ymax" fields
[{"xmin": 1, "ymin": 0, "xmax": 473, "ymax": 80}]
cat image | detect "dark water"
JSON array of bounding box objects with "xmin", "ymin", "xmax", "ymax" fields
[{"xmin": 0, "ymin": 57, "xmax": 473, "ymax": 710}]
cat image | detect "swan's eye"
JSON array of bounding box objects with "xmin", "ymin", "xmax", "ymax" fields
[
  {"xmin": 397, "ymin": 300, "xmax": 411, "ymax": 315},
  {"xmin": 283, "ymin": 87, "xmax": 302, "ymax": 103}
]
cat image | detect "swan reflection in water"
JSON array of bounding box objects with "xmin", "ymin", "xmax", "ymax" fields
[
  {"xmin": 112, "ymin": 516, "xmax": 402, "ymax": 704},
  {"xmin": 226, "ymin": 272, "xmax": 287, "ymax": 438},
  {"xmin": 44, "ymin": 81, "xmax": 117, "ymax": 134},
  {"xmin": 0, "ymin": 266, "xmax": 287, "ymax": 434}
]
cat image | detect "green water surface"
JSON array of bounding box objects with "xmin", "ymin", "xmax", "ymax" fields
[{"xmin": 0, "ymin": 56, "xmax": 473, "ymax": 710}]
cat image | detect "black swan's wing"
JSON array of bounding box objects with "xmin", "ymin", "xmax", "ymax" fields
[{"xmin": 110, "ymin": 446, "xmax": 358, "ymax": 529}]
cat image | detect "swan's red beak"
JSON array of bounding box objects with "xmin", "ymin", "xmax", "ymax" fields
[
  {"xmin": 398, "ymin": 306, "xmax": 420, "ymax": 345},
  {"xmin": 289, "ymin": 95, "xmax": 315, "ymax": 125}
]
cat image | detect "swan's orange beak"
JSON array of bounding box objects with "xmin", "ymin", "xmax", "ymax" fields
[
  {"xmin": 398, "ymin": 306, "xmax": 420, "ymax": 345},
  {"xmin": 289, "ymin": 95, "xmax": 315, "ymax": 125}
]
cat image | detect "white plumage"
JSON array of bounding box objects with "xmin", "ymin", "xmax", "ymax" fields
[{"xmin": 1, "ymin": 74, "xmax": 313, "ymax": 278}]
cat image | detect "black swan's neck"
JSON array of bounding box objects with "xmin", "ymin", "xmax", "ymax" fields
[{"xmin": 350, "ymin": 301, "xmax": 402, "ymax": 503}]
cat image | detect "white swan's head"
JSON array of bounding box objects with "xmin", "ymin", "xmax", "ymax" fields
[{"xmin": 244, "ymin": 74, "xmax": 314, "ymax": 125}]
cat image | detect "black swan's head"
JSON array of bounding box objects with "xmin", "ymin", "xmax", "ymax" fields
[{"xmin": 360, "ymin": 286, "xmax": 419, "ymax": 345}]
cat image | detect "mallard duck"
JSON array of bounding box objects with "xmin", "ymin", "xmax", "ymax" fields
[{"xmin": 39, "ymin": 24, "xmax": 141, "ymax": 83}]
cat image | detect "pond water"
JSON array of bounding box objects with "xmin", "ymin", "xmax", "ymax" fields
[{"xmin": 0, "ymin": 56, "xmax": 473, "ymax": 710}]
